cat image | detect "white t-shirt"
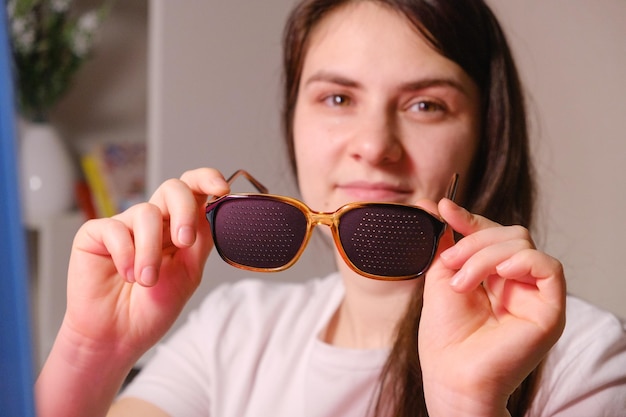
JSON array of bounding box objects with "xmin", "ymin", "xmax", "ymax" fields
[{"xmin": 122, "ymin": 273, "xmax": 626, "ymax": 416}]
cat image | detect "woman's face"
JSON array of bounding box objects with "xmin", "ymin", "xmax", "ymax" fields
[{"xmin": 293, "ymin": 1, "xmax": 481, "ymax": 213}]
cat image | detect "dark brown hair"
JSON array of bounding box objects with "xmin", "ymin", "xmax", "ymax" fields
[{"xmin": 282, "ymin": 0, "xmax": 539, "ymax": 415}]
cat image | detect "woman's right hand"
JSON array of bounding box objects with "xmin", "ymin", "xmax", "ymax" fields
[
  {"xmin": 35, "ymin": 168, "xmax": 229, "ymax": 417},
  {"xmin": 36, "ymin": 168, "xmax": 230, "ymax": 417},
  {"xmin": 63, "ymin": 167, "xmax": 230, "ymax": 361}
]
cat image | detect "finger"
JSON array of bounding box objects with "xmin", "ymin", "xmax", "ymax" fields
[
  {"xmin": 438, "ymin": 198, "xmax": 500, "ymax": 236},
  {"xmin": 149, "ymin": 169, "xmax": 230, "ymax": 247},
  {"xmin": 449, "ymin": 238, "xmax": 534, "ymax": 291},
  {"xmin": 413, "ymin": 198, "xmax": 456, "ymax": 260},
  {"xmin": 483, "ymin": 250, "xmax": 566, "ymax": 336},
  {"xmin": 441, "ymin": 224, "xmax": 534, "ymax": 270},
  {"xmin": 179, "ymin": 167, "xmax": 230, "ymax": 202},
  {"xmin": 495, "ymin": 249, "xmax": 566, "ymax": 309},
  {"xmin": 75, "ymin": 218, "xmax": 137, "ymax": 283},
  {"xmin": 122, "ymin": 203, "xmax": 165, "ymax": 287},
  {"xmin": 149, "ymin": 178, "xmax": 202, "ymax": 248}
]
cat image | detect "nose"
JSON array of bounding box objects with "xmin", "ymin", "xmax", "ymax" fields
[{"xmin": 347, "ymin": 108, "xmax": 403, "ymax": 165}]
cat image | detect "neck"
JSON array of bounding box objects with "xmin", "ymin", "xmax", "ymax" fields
[{"xmin": 322, "ymin": 259, "xmax": 423, "ymax": 349}]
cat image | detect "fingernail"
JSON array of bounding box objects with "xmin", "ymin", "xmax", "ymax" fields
[
  {"xmin": 496, "ymin": 259, "xmax": 512, "ymax": 273},
  {"xmin": 450, "ymin": 269, "xmax": 465, "ymax": 287},
  {"xmin": 140, "ymin": 266, "xmax": 158, "ymax": 287},
  {"xmin": 178, "ymin": 225, "xmax": 195, "ymax": 246},
  {"xmin": 126, "ymin": 268, "xmax": 135, "ymax": 283}
]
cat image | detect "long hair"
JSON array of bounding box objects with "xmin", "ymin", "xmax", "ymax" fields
[{"xmin": 282, "ymin": 0, "xmax": 539, "ymax": 415}]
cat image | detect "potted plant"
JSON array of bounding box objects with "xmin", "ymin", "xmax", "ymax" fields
[{"xmin": 6, "ymin": 0, "xmax": 111, "ymax": 227}]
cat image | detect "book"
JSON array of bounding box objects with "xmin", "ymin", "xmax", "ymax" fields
[{"xmin": 80, "ymin": 142, "xmax": 146, "ymax": 218}]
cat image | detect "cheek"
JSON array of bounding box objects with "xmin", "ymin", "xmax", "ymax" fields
[
  {"xmin": 292, "ymin": 109, "xmax": 326, "ymax": 202},
  {"xmin": 455, "ymin": 120, "xmax": 481, "ymax": 178},
  {"xmin": 293, "ymin": 117, "xmax": 318, "ymax": 179},
  {"xmin": 450, "ymin": 135, "xmax": 479, "ymax": 174},
  {"xmin": 439, "ymin": 128, "xmax": 480, "ymax": 201},
  {"xmin": 293, "ymin": 106, "xmax": 341, "ymax": 174},
  {"xmin": 405, "ymin": 127, "xmax": 477, "ymax": 171},
  {"xmin": 402, "ymin": 122, "xmax": 479, "ymax": 198}
]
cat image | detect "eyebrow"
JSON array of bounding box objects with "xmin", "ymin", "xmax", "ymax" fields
[
  {"xmin": 304, "ymin": 71, "xmax": 471, "ymax": 97},
  {"xmin": 304, "ymin": 71, "xmax": 360, "ymax": 88},
  {"xmin": 401, "ymin": 78, "xmax": 470, "ymax": 96}
]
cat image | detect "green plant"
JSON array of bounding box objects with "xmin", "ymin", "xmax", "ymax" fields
[{"xmin": 7, "ymin": 0, "xmax": 112, "ymax": 121}]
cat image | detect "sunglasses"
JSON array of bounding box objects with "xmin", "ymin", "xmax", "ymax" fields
[{"xmin": 205, "ymin": 170, "xmax": 458, "ymax": 281}]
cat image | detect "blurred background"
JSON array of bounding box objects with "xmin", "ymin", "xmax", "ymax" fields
[{"xmin": 10, "ymin": 0, "xmax": 625, "ymax": 369}]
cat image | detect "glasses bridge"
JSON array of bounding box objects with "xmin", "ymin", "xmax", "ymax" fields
[{"xmin": 309, "ymin": 211, "xmax": 339, "ymax": 228}]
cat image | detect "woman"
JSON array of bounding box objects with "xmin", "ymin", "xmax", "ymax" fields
[{"xmin": 36, "ymin": 0, "xmax": 626, "ymax": 416}]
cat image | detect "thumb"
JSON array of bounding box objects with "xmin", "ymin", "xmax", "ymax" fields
[
  {"xmin": 426, "ymin": 220, "xmax": 456, "ymax": 283},
  {"xmin": 413, "ymin": 198, "xmax": 456, "ymax": 272},
  {"xmin": 412, "ymin": 198, "xmax": 456, "ymax": 284},
  {"xmin": 438, "ymin": 198, "xmax": 501, "ymax": 236}
]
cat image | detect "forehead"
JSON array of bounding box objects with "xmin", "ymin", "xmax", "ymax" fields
[{"xmin": 301, "ymin": 1, "xmax": 470, "ymax": 86}]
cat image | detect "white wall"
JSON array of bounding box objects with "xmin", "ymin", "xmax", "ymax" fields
[
  {"xmin": 488, "ymin": 0, "xmax": 626, "ymax": 319},
  {"xmin": 148, "ymin": 0, "xmax": 626, "ymax": 320}
]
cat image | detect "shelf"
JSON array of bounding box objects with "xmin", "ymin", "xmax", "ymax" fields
[{"xmin": 30, "ymin": 211, "xmax": 85, "ymax": 369}]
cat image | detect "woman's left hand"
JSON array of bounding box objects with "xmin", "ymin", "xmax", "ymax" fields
[{"xmin": 419, "ymin": 198, "xmax": 566, "ymax": 417}]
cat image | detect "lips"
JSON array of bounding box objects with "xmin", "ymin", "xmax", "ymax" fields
[{"xmin": 336, "ymin": 180, "xmax": 413, "ymax": 202}]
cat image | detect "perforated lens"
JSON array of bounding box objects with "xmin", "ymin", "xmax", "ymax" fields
[
  {"xmin": 338, "ymin": 205, "xmax": 438, "ymax": 277},
  {"xmin": 210, "ymin": 196, "xmax": 308, "ymax": 269}
]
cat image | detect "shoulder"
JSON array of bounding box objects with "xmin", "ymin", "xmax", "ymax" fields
[
  {"xmin": 531, "ymin": 295, "xmax": 626, "ymax": 415},
  {"xmin": 555, "ymin": 295, "xmax": 626, "ymax": 359}
]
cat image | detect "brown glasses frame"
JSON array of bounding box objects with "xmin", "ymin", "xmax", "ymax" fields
[{"xmin": 206, "ymin": 170, "xmax": 458, "ymax": 281}]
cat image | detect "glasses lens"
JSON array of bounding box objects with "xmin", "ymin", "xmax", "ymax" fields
[
  {"xmin": 338, "ymin": 205, "xmax": 439, "ymax": 277},
  {"xmin": 210, "ymin": 196, "xmax": 308, "ymax": 269}
]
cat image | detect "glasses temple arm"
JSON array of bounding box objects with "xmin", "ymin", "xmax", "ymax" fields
[
  {"xmin": 225, "ymin": 169, "xmax": 269, "ymax": 194},
  {"xmin": 446, "ymin": 173, "xmax": 459, "ymax": 202}
]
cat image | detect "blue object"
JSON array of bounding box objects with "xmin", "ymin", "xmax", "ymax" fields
[{"xmin": 0, "ymin": 5, "xmax": 37, "ymax": 417}]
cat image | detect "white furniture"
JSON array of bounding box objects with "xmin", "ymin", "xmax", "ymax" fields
[{"xmin": 30, "ymin": 212, "xmax": 84, "ymax": 368}]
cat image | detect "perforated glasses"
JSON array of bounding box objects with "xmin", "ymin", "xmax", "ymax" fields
[{"xmin": 205, "ymin": 170, "xmax": 458, "ymax": 281}]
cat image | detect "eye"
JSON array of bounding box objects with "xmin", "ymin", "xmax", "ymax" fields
[
  {"xmin": 323, "ymin": 94, "xmax": 351, "ymax": 107},
  {"xmin": 408, "ymin": 100, "xmax": 446, "ymax": 113}
]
